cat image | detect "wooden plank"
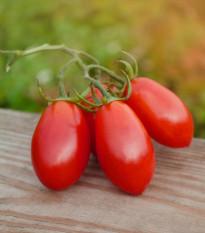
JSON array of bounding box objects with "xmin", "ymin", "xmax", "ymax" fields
[{"xmin": 0, "ymin": 108, "xmax": 205, "ymax": 233}]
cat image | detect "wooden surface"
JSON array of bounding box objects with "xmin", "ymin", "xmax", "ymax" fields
[{"xmin": 0, "ymin": 108, "xmax": 205, "ymax": 233}]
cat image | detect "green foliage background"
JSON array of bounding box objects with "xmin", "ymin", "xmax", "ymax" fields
[{"xmin": 0, "ymin": 0, "xmax": 205, "ymax": 138}]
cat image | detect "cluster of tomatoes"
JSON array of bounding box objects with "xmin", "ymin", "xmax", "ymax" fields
[
  {"xmin": 31, "ymin": 74, "xmax": 193, "ymax": 195},
  {"xmin": 1, "ymin": 44, "xmax": 193, "ymax": 195}
]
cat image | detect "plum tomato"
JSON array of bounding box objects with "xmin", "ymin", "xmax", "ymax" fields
[
  {"xmin": 125, "ymin": 78, "xmax": 194, "ymax": 148},
  {"xmin": 31, "ymin": 101, "xmax": 91, "ymax": 190},
  {"xmin": 95, "ymin": 101, "xmax": 155, "ymax": 194}
]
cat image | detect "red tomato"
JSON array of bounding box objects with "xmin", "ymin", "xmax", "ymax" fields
[
  {"xmin": 83, "ymin": 85, "xmax": 118, "ymax": 156},
  {"xmin": 31, "ymin": 101, "xmax": 91, "ymax": 190},
  {"xmin": 95, "ymin": 101, "xmax": 155, "ymax": 194},
  {"xmin": 125, "ymin": 78, "xmax": 194, "ymax": 147}
]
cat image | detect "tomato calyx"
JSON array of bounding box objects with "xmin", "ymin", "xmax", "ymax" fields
[{"xmin": 74, "ymin": 60, "xmax": 134, "ymax": 108}]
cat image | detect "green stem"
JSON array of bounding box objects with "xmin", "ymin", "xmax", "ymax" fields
[
  {"xmin": 0, "ymin": 44, "xmax": 125, "ymax": 86},
  {"xmin": 84, "ymin": 75, "xmax": 110, "ymax": 99},
  {"xmin": 57, "ymin": 77, "xmax": 67, "ymax": 98},
  {"xmin": 77, "ymin": 50, "xmax": 101, "ymax": 80},
  {"xmin": 0, "ymin": 44, "xmax": 72, "ymax": 58},
  {"xmin": 86, "ymin": 64, "xmax": 125, "ymax": 85},
  {"xmin": 0, "ymin": 44, "xmax": 95, "ymax": 71},
  {"xmin": 0, "ymin": 44, "xmax": 135, "ymax": 111},
  {"xmin": 56, "ymin": 59, "xmax": 77, "ymax": 97}
]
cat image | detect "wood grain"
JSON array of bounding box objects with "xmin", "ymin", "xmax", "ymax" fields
[{"xmin": 0, "ymin": 108, "xmax": 205, "ymax": 233}]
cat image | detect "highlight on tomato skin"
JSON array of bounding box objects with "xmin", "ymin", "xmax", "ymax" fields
[
  {"xmin": 95, "ymin": 101, "xmax": 155, "ymax": 195},
  {"xmin": 125, "ymin": 77, "xmax": 194, "ymax": 148},
  {"xmin": 31, "ymin": 101, "xmax": 91, "ymax": 191}
]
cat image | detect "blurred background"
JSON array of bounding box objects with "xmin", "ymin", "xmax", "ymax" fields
[{"xmin": 0, "ymin": 0, "xmax": 204, "ymax": 138}]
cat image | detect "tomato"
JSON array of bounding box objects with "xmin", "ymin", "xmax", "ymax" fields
[
  {"xmin": 83, "ymin": 85, "xmax": 118, "ymax": 156},
  {"xmin": 125, "ymin": 78, "xmax": 194, "ymax": 147},
  {"xmin": 95, "ymin": 101, "xmax": 155, "ymax": 194},
  {"xmin": 31, "ymin": 101, "xmax": 91, "ymax": 190}
]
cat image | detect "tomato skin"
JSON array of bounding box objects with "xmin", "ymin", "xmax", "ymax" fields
[
  {"xmin": 31, "ymin": 101, "xmax": 91, "ymax": 191},
  {"xmin": 125, "ymin": 78, "xmax": 194, "ymax": 148},
  {"xmin": 95, "ymin": 101, "xmax": 155, "ymax": 194}
]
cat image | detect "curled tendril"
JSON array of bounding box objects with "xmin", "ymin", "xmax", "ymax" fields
[
  {"xmin": 117, "ymin": 70, "xmax": 132, "ymax": 101},
  {"xmin": 115, "ymin": 60, "xmax": 133, "ymax": 80},
  {"xmin": 121, "ymin": 51, "xmax": 138, "ymax": 77}
]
